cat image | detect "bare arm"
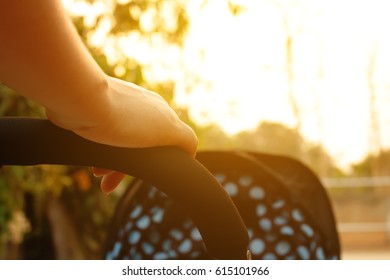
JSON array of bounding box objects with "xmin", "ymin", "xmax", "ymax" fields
[{"xmin": 0, "ymin": 0, "xmax": 109, "ymax": 129}]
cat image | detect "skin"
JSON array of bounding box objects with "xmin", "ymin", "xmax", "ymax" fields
[{"xmin": 0, "ymin": 0, "xmax": 198, "ymax": 194}]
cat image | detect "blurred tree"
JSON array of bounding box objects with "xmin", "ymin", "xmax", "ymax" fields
[
  {"xmin": 250, "ymin": 122, "xmax": 341, "ymax": 177},
  {"xmin": 195, "ymin": 120, "xmax": 342, "ymax": 178},
  {"xmin": 197, "ymin": 124, "xmax": 234, "ymax": 151},
  {"xmin": 352, "ymin": 150, "xmax": 390, "ymax": 177},
  {"xmin": 305, "ymin": 144, "xmax": 343, "ymax": 178}
]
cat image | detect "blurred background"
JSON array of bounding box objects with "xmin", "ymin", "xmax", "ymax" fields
[{"xmin": 1, "ymin": 0, "xmax": 390, "ymax": 259}]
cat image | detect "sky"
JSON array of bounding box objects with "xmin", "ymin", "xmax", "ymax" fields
[
  {"xmin": 173, "ymin": 0, "xmax": 390, "ymax": 170},
  {"xmin": 64, "ymin": 0, "xmax": 390, "ymax": 170}
]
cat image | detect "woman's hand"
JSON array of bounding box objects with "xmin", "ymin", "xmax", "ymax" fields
[
  {"xmin": 64, "ymin": 76, "xmax": 198, "ymax": 194},
  {"xmin": 1, "ymin": 1, "xmax": 197, "ymax": 194},
  {"xmin": 73, "ymin": 76, "xmax": 197, "ymax": 155},
  {"xmin": 92, "ymin": 167, "xmax": 126, "ymax": 194}
]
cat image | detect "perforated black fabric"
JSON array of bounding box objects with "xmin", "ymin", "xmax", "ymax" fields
[{"xmin": 105, "ymin": 152, "xmax": 340, "ymax": 260}]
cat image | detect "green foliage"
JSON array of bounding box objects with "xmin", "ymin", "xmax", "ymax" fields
[
  {"xmin": 0, "ymin": 84, "xmax": 45, "ymax": 117},
  {"xmin": 0, "ymin": 175, "xmax": 15, "ymax": 238},
  {"xmin": 110, "ymin": 0, "xmax": 189, "ymax": 46},
  {"xmin": 0, "ymin": 85, "xmax": 48, "ymax": 252},
  {"xmin": 57, "ymin": 168, "xmax": 122, "ymax": 259}
]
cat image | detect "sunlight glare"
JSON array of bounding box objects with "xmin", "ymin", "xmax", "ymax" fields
[{"xmin": 62, "ymin": 0, "xmax": 390, "ymax": 169}]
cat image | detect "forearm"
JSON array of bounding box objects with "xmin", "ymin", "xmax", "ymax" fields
[
  {"xmin": 0, "ymin": 0, "xmax": 109, "ymax": 129},
  {"xmin": 0, "ymin": 0, "xmax": 198, "ymax": 158}
]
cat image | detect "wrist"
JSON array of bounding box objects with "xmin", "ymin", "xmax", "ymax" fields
[{"xmin": 46, "ymin": 73, "xmax": 112, "ymax": 133}]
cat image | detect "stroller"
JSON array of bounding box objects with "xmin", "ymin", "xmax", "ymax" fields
[{"xmin": 0, "ymin": 118, "xmax": 340, "ymax": 260}]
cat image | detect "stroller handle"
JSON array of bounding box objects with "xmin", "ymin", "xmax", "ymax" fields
[{"xmin": 0, "ymin": 117, "xmax": 249, "ymax": 260}]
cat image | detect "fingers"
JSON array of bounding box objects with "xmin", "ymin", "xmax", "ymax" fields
[
  {"xmin": 175, "ymin": 121, "xmax": 198, "ymax": 158},
  {"xmin": 185, "ymin": 123, "xmax": 198, "ymax": 158},
  {"xmin": 92, "ymin": 167, "xmax": 126, "ymax": 194},
  {"xmin": 100, "ymin": 172, "xmax": 126, "ymax": 194},
  {"xmin": 92, "ymin": 167, "xmax": 111, "ymax": 177}
]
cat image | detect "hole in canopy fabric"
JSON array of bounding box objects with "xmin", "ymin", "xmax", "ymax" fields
[{"xmin": 105, "ymin": 168, "xmax": 338, "ymax": 260}]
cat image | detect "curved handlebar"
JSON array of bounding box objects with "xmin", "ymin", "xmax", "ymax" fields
[{"xmin": 0, "ymin": 117, "xmax": 249, "ymax": 259}]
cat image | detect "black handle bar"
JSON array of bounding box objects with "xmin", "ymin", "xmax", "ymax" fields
[{"xmin": 0, "ymin": 117, "xmax": 249, "ymax": 259}]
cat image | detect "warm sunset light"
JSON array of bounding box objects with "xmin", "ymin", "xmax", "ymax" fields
[
  {"xmin": 3, "ymin": 0, "xmax": 390, "ymax": 263},
  {"xmin": 175, "ymin": 0, "xmax": 390, "ymax": 169},
  {"xmin": 63, "ymin": 0, "xmax": 390, "ymax": 170}
]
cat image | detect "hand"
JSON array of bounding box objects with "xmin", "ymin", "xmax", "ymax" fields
[
  {"xmin": 1, "ymin": 2, "xmax": 198, "ymax": 194},
  {"xmin": 92, "ymin": 167, "xmax": 126, "ymax": 194},
  {"xmin": 67, "ymin": 76, "xmax": 198, "ymax": 194},
  {"xmin": 71, "ymin": 76, "xmax": 198, "ymax": 155}
]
